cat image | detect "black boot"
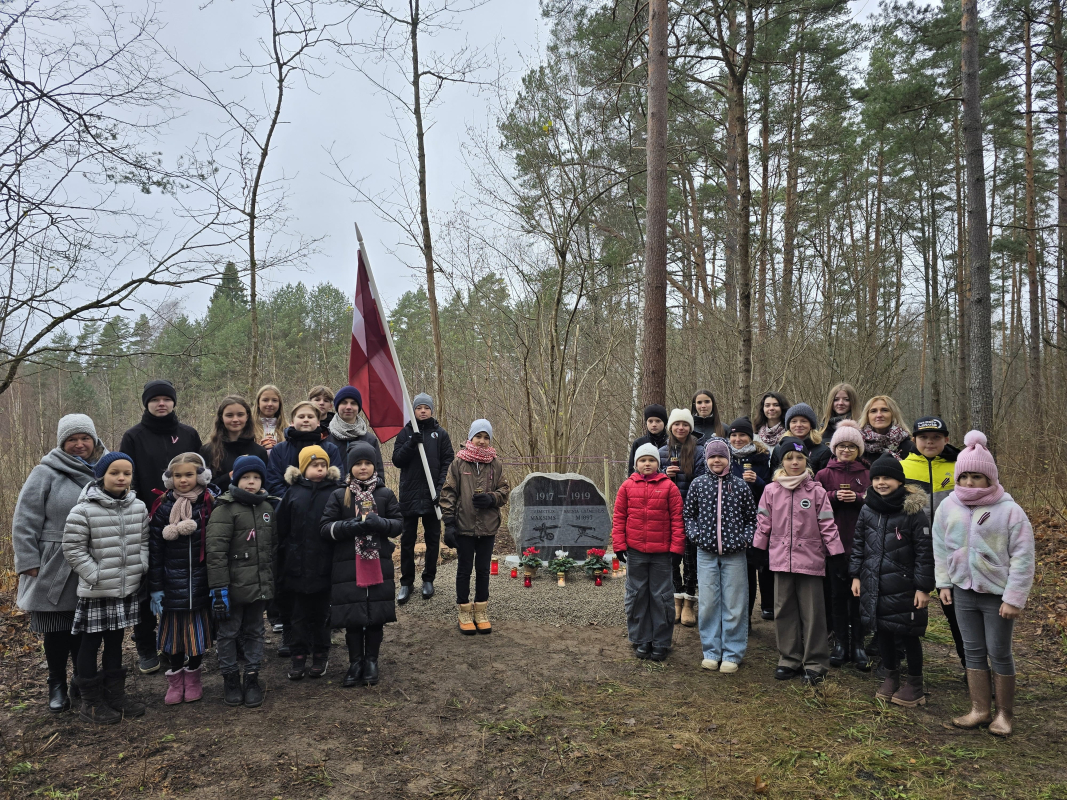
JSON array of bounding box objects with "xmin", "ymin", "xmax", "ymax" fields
[
  {"xmin": 242, "ymin": 671, "xmax": 264, "ymax": 708},
  {"xmin": 276, "ymin": 627, "xmax": 292, "ymax": 658},
  {"xmin": 343, "ymin": 662, "xmax": 363, "ymax": 688},
  {"xmin": 397, "ymin": 585, "xmax": 413, "ymax": 605},
  {"xmin": 223, "ymin": 672, "xmax": 243, "ymax": 707},
  {"xmin": 829, "ymin": 639, "xmax": 849, "ymax": 668},
  {"xmin": 48, "ymin": 679, "xmax": 70, "ymax": 712},
  {"xmin": 75, "ymin": 674, "xmax": 121, "ymax": 725},
  {"xmin": 852, "ymin": 643, "xmax": 872, "ymax": 671},
  {"xmin": 362, "ymin": 657, "xmax": 380, "ymax": 686},
  {"xmin": 136, "ymin": 644, "xmax": 160, "ymax": 675},
  {"xmin": 69, "ymin": 671, "xmax": 81, "ymax": 702},
  {"xmin": 102, "ymin": 668, "xmax": 146, "ymax": 718}
]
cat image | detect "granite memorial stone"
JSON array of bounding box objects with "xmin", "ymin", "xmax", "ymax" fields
[{"xmin": 508, "ymin": 472, "xmax": 612, "ymax": 559}]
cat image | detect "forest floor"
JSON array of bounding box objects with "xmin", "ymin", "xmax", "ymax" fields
[{"xmin": 1, "ymin": 514, "xmax": 1067, "ymax": 800}]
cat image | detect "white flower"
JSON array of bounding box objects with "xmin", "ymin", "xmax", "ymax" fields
[{"xmin": 555, "ymin": 550, "xmax": 567, "ymax": 558}]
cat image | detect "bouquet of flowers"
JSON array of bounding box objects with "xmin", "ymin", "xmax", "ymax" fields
[
  {"xmin": 583, "ymin": 547, "xmax": 611, "ymax": 576},
  {"xmin": 519, "ymin": 546, "xmax": 543, "ymax": 573},
  {"xmin": 547, "ymin": 550, "xmax": 577, "ymax": 574}
]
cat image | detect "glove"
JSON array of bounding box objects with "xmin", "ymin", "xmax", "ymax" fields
[
  {"xmin": 472, "ymin": 493, "xmax": 495, "ymax": 509},
  {"xmin": 361, "ymin": 512, "xmax": 384, "ymax": 533},
  {"xmin": 748, "ymin": 546, "xmax": 770, "ymax": 569},
  {"xmin": 443, "ymin": 521, "xmax": 458, "ymax": 549},
  {"xmin": 616, "ymin": 550, "xmax": 627, "ymax": 564},
  {"xmin": 150, "ymin": 591, "xmax": 164, "ymax": 617},
  {"xmin": 828, "ymin": 552, "xmax": 849, "ymax": 581},
  {"xmin": 211, "ymin": 587, "xmax": 230, "ymax": 620},
  {"xmin": 410, "ymin": 430, "xmax": 424, "ymax": 445}
]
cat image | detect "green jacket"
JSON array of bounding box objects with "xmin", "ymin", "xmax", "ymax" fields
[{"xmin": 205, "ymin": 487, "xmax": 277, "ymax": 605}]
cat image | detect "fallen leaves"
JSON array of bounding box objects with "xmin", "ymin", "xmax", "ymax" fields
[{"xmin": 754, "ymin": 774, "xmax": 770, "ymax": 794}]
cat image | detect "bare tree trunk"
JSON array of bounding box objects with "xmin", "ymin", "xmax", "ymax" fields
[
  {"xmin": 757, "ymin": 42, "xmax": 770, "ymax": 353},
  {"xmin": 930, "ymin": 183, "xmax": 942, "ymax": 417},
  {"xmin": 1054, "ymin": 0, "xmax": 1067, "ymax": 403},
  {"xmin": 641, "ymin": 0, "xmax": 669, "ymax": 407},
  {"xmin": 962, "ymin": 0, "xmax": 995, "ymax": 438},
  {"xmin": 1024, "ymin": 12, "xmax": 1044, "ymax": 449},
  {"xmin": 410, "ymin": 0, "xmax": 447, "ymax": 424},
  {"xmin": 870, "ymin": 143, "xmax": 884, "ymax": 340},
  {"xmin": 954, "ymin": 111, "xmax": 970, "ymax": 433},
  {"xmin": 781, "ymin": 37, "xmax": 805, "ymax": 334}
]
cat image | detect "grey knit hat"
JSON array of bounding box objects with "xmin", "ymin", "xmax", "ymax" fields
[
  {"xmin": 784, "ymin": 403, "xmax": 818, "ymax": 429},
  {"xmin": 412, "ymin": 393, "xmax": 434, "ymax": 413},
  {"xmin": 468, "ymin": 419, "xmax": 493, "ymax": 441},
  {"xmin": 56, "ymin": 414, "xmax": 99, "ymax": 449}
]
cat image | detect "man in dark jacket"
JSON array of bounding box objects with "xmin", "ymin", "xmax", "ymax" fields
[
  {"xmin": 391, "ymin": 393, "xmax": 454, "ymax": 603},
  {"xmin": 120, "ymin": 379, "xmax": 203, "ymax": 674}
]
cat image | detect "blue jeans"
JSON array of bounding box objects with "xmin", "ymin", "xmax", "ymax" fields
[{"xmin": 696, "ymin": 548, "xmax": 750, "ymax": 664}]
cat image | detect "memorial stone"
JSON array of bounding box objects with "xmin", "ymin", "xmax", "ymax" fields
[{"xmin": 508, "ymin": 472, "xmax": 612, "ymax": 559}]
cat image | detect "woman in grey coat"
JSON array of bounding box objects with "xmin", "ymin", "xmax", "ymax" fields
[{"xmin": 13, "ymin": 415, "xmax": 105, "ymax": 712}]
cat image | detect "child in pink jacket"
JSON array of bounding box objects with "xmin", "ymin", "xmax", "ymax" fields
[{"xmin": 752, "ymin": 437, "xmax": 845, "ymax": 684}]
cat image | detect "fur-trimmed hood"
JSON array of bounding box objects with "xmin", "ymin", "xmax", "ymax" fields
[
  {"xmin": 284, "ymin": 465, "xmax": 342, "ymax": 485},
  {"xmin": 903, "ymin": 484, "xmax": 928, "ymax": 515}
]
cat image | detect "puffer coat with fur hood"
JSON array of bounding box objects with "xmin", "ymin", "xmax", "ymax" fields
[
  {"xmin": 63, "ymin": 483, "xmax": 150, "ymax": 599},
  {"xmin": 276, "ymin": 465, "xmax": 343, "ymax": 594}
]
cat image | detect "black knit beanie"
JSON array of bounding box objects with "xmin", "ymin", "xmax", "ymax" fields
[
  {"xmin": 870, "ymin": 453, "xmax": 906, "ymax": 483},
  {"xmin": 142, "ymin": 379, "xmax": 177, "ymax": 408},
  {"xmin": 643, "ymin": 404, "xmax": 668, "ymax": 424},
  {"xmin": 727, "ymin": 416, "xmax": 755, "ymax": 438}
]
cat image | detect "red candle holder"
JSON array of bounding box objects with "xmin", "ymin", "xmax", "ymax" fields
[
  {"xmin": 612, "ymin": 557, "xmax": 620, "ymax": 571},
  {"xmin": 595, "ymin": 575, "xmax": 603, "ymax": 586},
  {"xmin": 510, "ymin": 567, "xmax": 518, "ymax": 579},
  {"xmin": 490, "ymin": 557, "xmax": 499, "ymax": 576},
  {"xmin": 524, "ymin": 575, "xmax": 532, "ymax": 588}
]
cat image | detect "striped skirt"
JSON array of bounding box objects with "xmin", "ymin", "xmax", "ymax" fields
[
  {"xmin": 157, "ymin": 608, "xmax": 212, "ymax": 656},
  {"xmin": 72, "ymin": 595, "xmax": 139, "ymax": 634},
  {"xmin": 30, "ymin": 610, "xmax": 76, "ymax": 634}
]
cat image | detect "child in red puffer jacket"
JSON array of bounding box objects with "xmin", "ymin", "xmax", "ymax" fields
[{"xmin": 612, "ymin": 443, "xmax": 684, "ymax": 663}]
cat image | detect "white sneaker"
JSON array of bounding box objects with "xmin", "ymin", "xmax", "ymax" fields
[
  {"xmin": 719, "ymin": 661, "xmax": 739, "ymax": 673},
  {"xmin": 701, "ymin": 659, "xmax": 720, "ymax": 671}
]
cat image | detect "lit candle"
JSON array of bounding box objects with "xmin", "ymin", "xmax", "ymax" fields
[
  {"xmin": 594, "ymin": 575, "xmax": 602, "ymax": 586},
  {"xmin": 524, "ymin": 575, "xmax": 532, "ymax": 588},
  {"xmin": 490, "ymin": 556, "xmax": 499, "ymax": 576},
  {"xmin": 612, "ymin": 557, "xmax": 620, "ymax": 570},
  {"xmin": 510, "ymin": 567, "xmax": 518, "ymax": 579}
]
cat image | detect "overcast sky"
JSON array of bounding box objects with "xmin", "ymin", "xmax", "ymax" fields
[{"xmin": 147, "ymin": 0, "xmax": 546, "ymax": 316}]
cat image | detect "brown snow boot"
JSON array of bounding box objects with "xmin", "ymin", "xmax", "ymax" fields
[
  {"xmin": 674, "ymin": 596, "xmax": 683, "ymax": 625},
  {"xmin": 102, "ymin": 668, "xmax": 146, "ymax": 718},
  {"xmin": 75, "ymin": 674, "xmax": 120, "ymax": 725},
  {"xmin": 472, "ymin": 601, "xmax": 492, "ymax": 634},
  {"xmin": 457, "ymin": 603, "xmax": 477, "ymax": 635},
  {"xmin": 876, "ymin": 669, "xmax": 900, "ymax": 701},
  {"xmin": 681, "ymin": 598, "xmax": 697, "ymax": 627},
  {"xmin": 953, "ymin": 669, "xmax": 993, "ymax": 728},
  {"xmin": 988, "ymin": 672, "xmax": 1016, "ymax": 736},
  {"xmin": 891, "ymin": 674, "xmax": 926, "ymax": 707}
]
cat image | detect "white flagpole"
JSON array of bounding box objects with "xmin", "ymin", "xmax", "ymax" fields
[{"xmin": 354, "ymin": 223, "xmax": 443, "ymax": 520}]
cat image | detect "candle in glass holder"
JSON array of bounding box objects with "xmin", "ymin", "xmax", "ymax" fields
[
  {"xmin": 524, "ymin": 575, "xmax": 532, "ymax": 588},
  {"xmin": 510, "ymin": 567, "xmax": 518, "ymax": 579},
  {"xmin": 594, "ymin": 574, "xmax": 603, "ymax": 586},
  {"xmin": 557, "ymin": 572, "xmax": 566, "ymax": 587},
  {"xmin": 490, "ymin": 556, "xmax": 499, "ymax": 576}
]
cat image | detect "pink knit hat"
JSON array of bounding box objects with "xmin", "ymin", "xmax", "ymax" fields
[
  {"xmin": 830, "ymin": 419, "xmax": 865, "ymax": 456},
  {"xmin": 954, "ymin": 430, "xmax": 999, "ymax": 485}
]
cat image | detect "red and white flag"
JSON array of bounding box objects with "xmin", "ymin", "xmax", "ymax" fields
[{"xmin": 347, "ymin": 234, "xmax": 409, "ymax": 442}]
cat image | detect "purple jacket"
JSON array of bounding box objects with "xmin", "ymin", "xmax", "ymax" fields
[
  {"xmin": 753, "ymin": 475, "xmax": 844, "ymax": 576},
  {"xmin": 814, "ymin": 459, "xmax": 870, "ymax": 553}
]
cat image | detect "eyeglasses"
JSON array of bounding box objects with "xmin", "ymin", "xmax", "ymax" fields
[{"xmin": 836, "ymin": 444, "xmax": 859, "ymax": 451}]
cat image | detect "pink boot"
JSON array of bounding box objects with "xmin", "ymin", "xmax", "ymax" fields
[
  {"xmin": 183, "ymin": 667, "xmax": 202, "ymax": 703},
  {"xmin": 164, "ymin": 669, "xmax": 184, "ymax": 705}
]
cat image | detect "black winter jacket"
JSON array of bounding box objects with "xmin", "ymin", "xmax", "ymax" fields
[
  {"xmin": 849, "ymin": 486, "xmax": 935, "ymax": 636},
  {"xmin": 626, "ymin": 430, "xmax": 668, "ymax": 475},
  {"xmin": 148, "ymin": 487, "xmax": 219, "ymax": 611},
  {"xmin": 120, "ymin": 412, "xmax": 203, "ymax": 506},
  {"xmin": 265, "ymin": 427, "xmax": 343, "ymax": 499},
  {"xmin": 658, "ymin": 436, "xmax": 706, "ymax": 501},
  {"xmin": 276, "ymin": 466, "xmax": 342, "ymax": 594},
  {"xmin": 769, "ymin": 436, "xmax": 831, "ymax": 476},
  {"xmin": 320, "ymin": 481, "xmax": 403, "ymax": 628},
  {"xmin": 391, "ymin": 419, "xmax": 455, "ymax": 517},
  {"xmin": 324, "ymin": 430, "xmax": 385, "ymax": 477},
  {"xmin": 200, "ymin": 438, "xmax": 269, "ymax": 493}
]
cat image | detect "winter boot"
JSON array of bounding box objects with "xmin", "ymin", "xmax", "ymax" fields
[
  {"xmin": 102, "ymin": 668, "xmax": 146, "ymax": 718},
  {"xmin": 876, "ymin": 669, "xmax": 901, "ymax": 702},
  {"xmin": 183, "ymin": 666, "xmax": 203, "ymax": 703},
  {"xmin": 852, "ymin": 642, "xmax": 872, "ymax": 672},
  {"xmin": 223, "ymin": 671, "xmax": 244, "ymax": 706},
  {"xmin": 457, "ymin": 603, "xmax": 477, "ymax": 635},
  {"xmin": 891, "ymin": 674, "xmax": 926, "ymax": 707},
  {"xmin": 362, "ymin": 657, "xmax": 380, "ymax": 686},
  {"xmin": 48, "ymin": 679, "xmax": 70, "ymax": 713},
  {"xmin": 674, "ymin": 596, "xmax": 684, "ymax": 624},
  {"xmin": 681, "ymin": 598, "xmax": 697, "ymax": 627},
  {"xmin": 69, "ymin": 671, "xmax": 81, "ymax": 702},
  {"xmin": 164, "ymin": 669, "xmax": 185, "ymax": 705},
  {"xmin": 276, "ymin": 626, "xmax": 292, "ymax": 658},
  {"xmin": 953, "ymin": 669, "xmax": 993, "ymax": 729},
  {"xmin": 242, "ymin": 671, "xmax": 264, "ymax": 708},
  {"xmin": 343, "ymin": 662, "xmax": 363, "ymax": 688},
  {"xmin": 288, "ymin": 654, "xmax": 307, "ymax": 680},
  {"xmin": 472, "ymin": 601, "xmax": 492, "ymax": 634},
  {"xmin": 75, "ymin": 674, "xmax": 120, "ymax": 725},
  {"xmin": 989, "ymin": 672, "xmax": 1016, "ymax": 736},
  {"xmin": 137, "ymin": 645, "xmax": 160, "ymax": 675},
  {"xmin": 309, "ymin": 652, "xmax": 329, "ymax": 678},
  {"xmin": 829, "ymin": 638, "xmax": 848, "ymax": 668}
]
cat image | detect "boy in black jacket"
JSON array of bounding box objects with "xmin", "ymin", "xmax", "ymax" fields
[
  {"xmin": 627, "ymin": 404, "xmax": 669, "ymax": 475},
  {"xmin": 119, "ymin": 379, "xmax": 203, "ymax": 675},
  {"xmin": 391, "ymin": 393, "xmax": 454, "ymax": 603}
]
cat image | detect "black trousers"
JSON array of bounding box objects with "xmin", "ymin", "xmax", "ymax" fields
[
  {"xmin": 827, "ymin": 572, "xmax": 863, "ymax": 646},
  {"xmin": 455, "ymin": 535, "xmax": 495, "ymax": 604},
  {"xmin": 345, "ymin": 625, "xmax": 384, "ymax": 661},
  {"xmin": 400, "ymin": 512, "xmax": 441, "ymax": 586},
  {"xmin": 672, "ymin": 539, "xmax": 698, "ymax": 596},
  {"xmin": 291, "ymin": 589, "xmax": 332, "ymax": 656},
  {"xmin": 747, "ymin": 564, "xmax": 774, "ymax": 615},
  {"xmin": 268, "ymin": 590, "xmax": 294, "ymax": 628},
  {"xmin": 77, "ymin": 629, "xmax": 124, "ymax": 679},
  {"xmin": 941, "ymin": 598, "xmax": 967, "ymax": 667},
  {"xmin": 132, "ymin": 597, "xmax": 156, "ymax": 654},
  {"xmin": 877, "ymin": 630, "xmax": 924, "ymax": 675},
  {"xmin": 44, "ymin": 631, "xmax": 82, "ymax": 682}
]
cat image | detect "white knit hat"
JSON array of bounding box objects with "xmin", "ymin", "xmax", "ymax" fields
[
  {"xmin": 634, "ymin": 443, "xmax": 661, "ymax": 466},
  {"xmin": 667, "ymin": 408, "xmax": 695, "ymax": 431},
  {"xmin": 56, "ymin": 414, "xmax": 99, "ymax": 449}
]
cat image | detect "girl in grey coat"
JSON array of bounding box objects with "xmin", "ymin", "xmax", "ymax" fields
[
  {"xmin": 63, "ymin": 452, "xmax": 150, "ymax": 724},
  {"xmin": 13, "ymin": 414, "xmax": 104, "ymax": 712}
]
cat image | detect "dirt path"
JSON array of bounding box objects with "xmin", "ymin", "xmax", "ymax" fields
[{"xmin": 2, "ymin": 597, "xmax": 1066, "ymax": 799}]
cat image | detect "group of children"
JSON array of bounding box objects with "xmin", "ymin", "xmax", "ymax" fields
[{"xmin": 613, "ymin": 389, "xmax": 1035, "ymax": 735}]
